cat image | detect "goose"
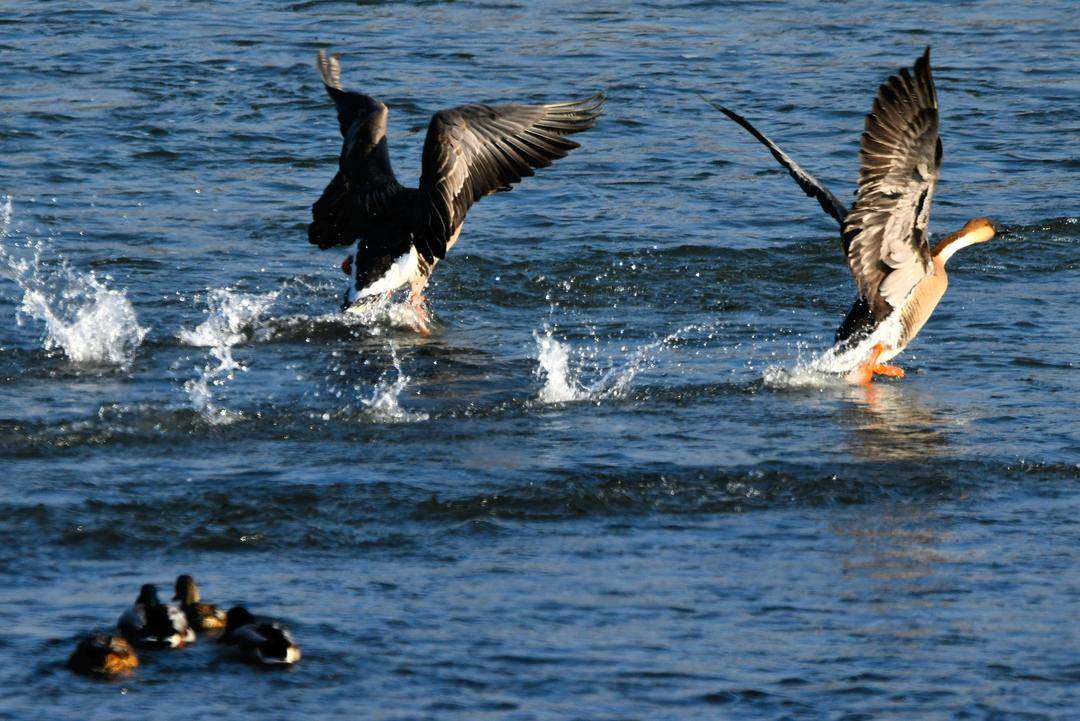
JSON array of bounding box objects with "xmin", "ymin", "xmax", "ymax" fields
[
  {"xmin": 219, "ymin": 606, "xmax": 301, "ymax": 666},
  {"xmin": 174, "ymin": 574, "xmax": 227, "ymax": 633},
  {"xmin": 67, "ymin": 632, "xmax": 139, "ymax": 676},
  {"xmin": 308, "ymin": 50, "xmax": 603, "ymax": 333},
  {"xmin": 117, "ymin": 584, "xmax": 195, "ymax": 648},
  {"xmin": 710, "ymin": 48, "xmax": 995, "ymax": 382}
]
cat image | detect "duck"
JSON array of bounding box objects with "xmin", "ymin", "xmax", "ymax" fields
[
  {"xmin": 709, "ymin": 48, "xmax": 995, "ymax": 382},
  {"xmin": 174, "ymin": 574, "xmax": 227, "ymax": 633},
  {"xmin": 308, "ymin": 50, "xmax": 603, "ymax": 333},
  {"xmin": 117, "ymin": 584, "xmax": 195, "ymax": 648},
  {"xmin": 219, "ymin": 606, "xmax": 301, "ymax": 666},
  {"xmin": 67, "ymin": 632, "xmax": 139, "ymax": 677}
]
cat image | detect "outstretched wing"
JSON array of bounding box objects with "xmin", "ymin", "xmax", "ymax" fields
[
  {"xmin": 706, "ymin": 98, "xmax": 849, "ymax": 226},
  {"xmin": 411, "ymin": 94, "xmax": 604, "ymax": 262},
  {"xmin": 309, "ymin": 50, "xmax": 405, "ymax": 249},
  {"xmin": 842, "ymin": 48, "xmax": 941, "ymax": 319}
]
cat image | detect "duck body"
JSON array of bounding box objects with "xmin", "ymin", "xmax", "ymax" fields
[
  {"xmin": 118, "ymin": 584, "xmax": 195, "ymax": 648},
  {"xmin": 67, "ymin": 633, "xmax": 139, "ymax": 677},
  {"xmin": 308, "ymin": 50, "xmax": 602, "ymax": 330},
  {"xmin": 219, "ymin": 606, "xmax": 301, "ymax": 666},
  {"xmin": 174, "ymin": 574, "xmax": 227, "ymax": 633},
  {"xmin": 712, "ymin": 48, "xmax": 995, "ymax": 381}
]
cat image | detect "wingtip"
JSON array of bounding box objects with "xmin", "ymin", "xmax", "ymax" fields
[
  {"xmin": 316, "ymin": 48, "xmax": 343, "ymax": 90},
  {"xmin": 697, "ymin": 93, "xmax": 737, "ymax": 120},
  {"xmin": 916, "ymin": 45, "xmax": 932, "ymax": 74},
  {"xmin": 569, "ymin": 91, "xmax": 607, "ymax": 117}
]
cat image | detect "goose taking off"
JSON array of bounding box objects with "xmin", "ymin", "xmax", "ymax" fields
[
  {"xmin": 710, "ymin": 48, "xmax": 995, "ymax": 382},
  {"xmin": 309, "ymin": 50, "xmax": 604, "ymax": 333}
]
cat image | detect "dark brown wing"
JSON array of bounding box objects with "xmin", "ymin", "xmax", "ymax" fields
[
  {"xmin": 706, "ymin": 98, "xmax": 849, "ymax": 227},
  {"xmin": 411, "ymin": 94, "xmax": 604, "ymax": 262},
  {"xmin": 842, "ymin": 48, "xmax": 942, "ymax": 319},
  {"xmin": 309, "ymin": 51, "xmax": 405, "ymax": 249}
]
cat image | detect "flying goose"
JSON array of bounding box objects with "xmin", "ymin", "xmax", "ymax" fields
[
  {"xmin": 308, "ymin": 50, "xmax": 604, "ymax": 332},
  {"xmin": 710, "ymin": 48, "xmax": 995, "ymax": 382}
]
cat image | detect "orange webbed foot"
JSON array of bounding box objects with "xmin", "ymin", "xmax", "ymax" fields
[
  {"xmin": 871, "ymin": 363, "xmax": 905, "ymax": 378},
  {"xmin": 845, "ymin": 343, "xmax": 885, "ymax": 385}
]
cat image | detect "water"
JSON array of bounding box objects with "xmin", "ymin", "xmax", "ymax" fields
[{"xmin": 1, "ymin": 1, "xmax": 1077, "ymax": 719}]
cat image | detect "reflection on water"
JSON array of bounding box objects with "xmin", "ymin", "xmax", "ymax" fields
[{"xmin": 842, "ymin": 383, "xmax": 953, "ymax": 462}]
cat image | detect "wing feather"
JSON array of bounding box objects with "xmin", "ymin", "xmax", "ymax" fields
[
  {"xmin": 706, "ymin": 98, "xmax": 849, "ymax": 227},
  {"xmin": 309, "ymin": 50, "xmax": 405, "ymax": 249},
  {"xmin": 412, "ymin": 94, "xmax": 603, "ymax": 261},
  {"xmin": 842, "ymin": 48, "xmax": 941, "ymax": 318}
]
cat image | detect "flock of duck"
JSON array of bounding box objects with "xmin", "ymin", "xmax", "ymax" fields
[
  {"xmin": 67, "ymin": 575, "xmax": 299, "ymax": 677},
  {"xmin": 309, "ymin": 47, "xmax": 996, "ymax": 382}
]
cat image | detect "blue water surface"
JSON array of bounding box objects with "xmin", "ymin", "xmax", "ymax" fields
[{"xmin": 0, "ymin": 1, "xmax": 1077, "ymax": 719}]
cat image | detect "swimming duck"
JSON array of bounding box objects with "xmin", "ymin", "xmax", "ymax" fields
[
  {"xmin": 67, "ymin": 632, "xmax": 139, "ymax": 677},
  {"xmin": 309, "ymin": 50, "xmax": 603, "ymax": 332},
  {"xmin": 174, "ymin": 574, "xmax": 227, "ymax": 632},
  {"xmin": 711, "ymin": 48, "xmax": 995, "ymax": 382},
  {"xmin": 117, "ymin": 584, "xmax": 195, "ymax": 648},
  {"xmin": 219, "ymin": 606, "xmax": 301, "ymax": 666}
]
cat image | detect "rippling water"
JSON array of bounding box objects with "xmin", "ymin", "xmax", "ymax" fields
[{"xmin": 1, "ymin": 1, "xmax": 1077, "ymax": 719}]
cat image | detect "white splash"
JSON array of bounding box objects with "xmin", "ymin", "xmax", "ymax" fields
[
  {"xmin": 533, "ymin": 323, "xmax": 705, "ymax": 404},
  {"xmin": 361, "ymin": 343, "xmax": 428, "ymax": 423},
  {"xmin": 179, "ymin": 289, "xmax": 278, "ymax": 424},
  {"xmin": 343, "ymin": 294, "xmax": 431, "ymax": 335},
  {"xmin": 0, "ymin": 196, "xmax": 147, "ymax": 366},
  {"xmin": 535, "ymin": 330, "xmax": 587, "ymax": 403},
  {"xmin": 178, "ymin": 288, "xmax": 279, "ymax": 348},
  {"xmin": 761, "ymin": 314, "xmax": 905, "ymax": 388}
]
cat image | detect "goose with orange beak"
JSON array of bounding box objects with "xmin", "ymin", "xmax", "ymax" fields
[{"xmin": 709, "ymin": 48, "xmax": 996, "ymax": 382}]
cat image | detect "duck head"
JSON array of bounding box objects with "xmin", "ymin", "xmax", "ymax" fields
[
  {"xmin": 136, "ymin": 584, "xmax": 161, "ymax": 607},
  {"xmin": 222, "ymin": 606, "xmax": 256, "ymax": 637},
  {"xmin": 174, "ymin": 575, "xmax": 199, "ymax": 605}
]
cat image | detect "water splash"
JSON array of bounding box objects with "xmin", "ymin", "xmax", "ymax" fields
[
  {"xmin": 761, "ymin": 314, "xmax": 905, "ymax": 388},
  {"xmin": 178, "ymin": 288, "xmax": 279, "ymax": 348},
  {"xmin": 534, "ymin": 323, "xmax": 709, "ymax": 404},
  {"xmin": 179, "ymin": 289, "xmax": 278, "ymax": 424},
  {"xmin": 361, "ymin": 343, "xmax": 428, "ymax": 423},
  {"xmin": 342, "ymin": 294, "xmax": 431, "ymax": 335},
  {"xmin": 535, "ymin": 329, "xmax": 587, "ymax": 403},
  {"xmin": 0, "ymin": 196, "xmax": 148, "ymax": 366}
]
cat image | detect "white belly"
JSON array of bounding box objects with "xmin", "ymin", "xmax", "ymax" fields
[{"xmin": 346, "ymin": 245, "xmax": 418, "ymax": 306}]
